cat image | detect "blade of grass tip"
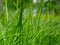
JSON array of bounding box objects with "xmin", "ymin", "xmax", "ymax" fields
[
  {"xmin": 4, "ymin": 0, "xmax": 8, "ymax": 45},
  {"xmin": 17, "ymin": 0, "xmax": 18, "ymax": 10},
  {"xmin": 5, "ymin": 0, "xmax": 8, "ymax": 22}
]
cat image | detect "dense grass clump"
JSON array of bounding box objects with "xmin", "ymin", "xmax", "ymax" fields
[
  {"xmin": 0, "ymin": 0, "xmax": 60, "ymax": 45},
  {"xmin": 0, "ymin": 9, "xmax": 60, "ymax": 45}
]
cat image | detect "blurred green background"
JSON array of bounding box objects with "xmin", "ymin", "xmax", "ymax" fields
[{"xmin": 0, "ymin": 0, "xmax": 60, "ymax": 45}]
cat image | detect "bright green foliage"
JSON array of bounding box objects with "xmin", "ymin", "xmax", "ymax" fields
[{"xmin": 0, "ymin": 0, "xmax": 60, "ymax": 45}]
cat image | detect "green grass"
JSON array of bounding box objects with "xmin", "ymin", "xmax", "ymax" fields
[
  {"xmin": 0, "ymin": 0, "xmax": 60, "ymax": 45},
  {"xmin": 0, "ymin": 9, "xmax": 60, "ymax": 45}
]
